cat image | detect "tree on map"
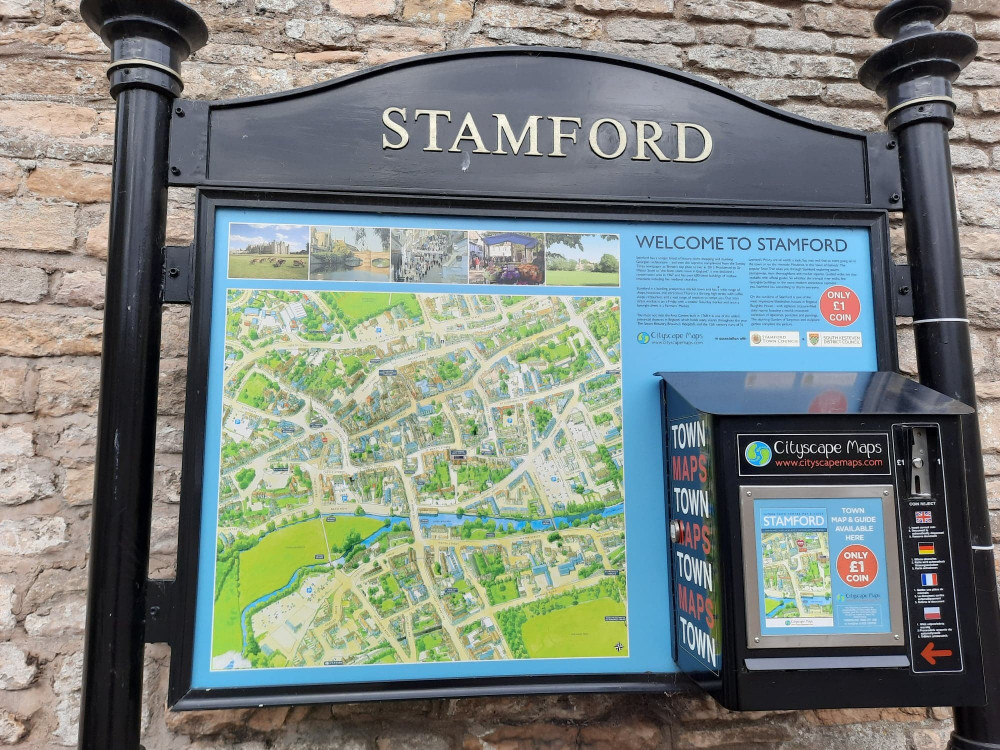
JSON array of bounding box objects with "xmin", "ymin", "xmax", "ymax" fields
[
  {"xmin": 333, "ymin": 529, "xmax": 364, "ymax": 559},
  {"xmin": 235, "ymin": 467, "xmax": 255, "ymax": 490}
]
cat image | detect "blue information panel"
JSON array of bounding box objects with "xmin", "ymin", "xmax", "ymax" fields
[{"xmin": 193, "ymin": 207, "xmax": 880, "ymax": 690}]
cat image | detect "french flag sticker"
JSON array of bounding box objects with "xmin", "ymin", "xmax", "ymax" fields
[{"xmin": 921, "ymin": 573, "xmax": 939, "ymax": 586}]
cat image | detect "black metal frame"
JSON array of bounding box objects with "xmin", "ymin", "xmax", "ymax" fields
[
  {"xmin": 79, "ymin": 0, "xmax": 1000, "ymax": 745},
  {"xmin": 166, "ymin": 189, "xmax": 900, "ymax": 710}
]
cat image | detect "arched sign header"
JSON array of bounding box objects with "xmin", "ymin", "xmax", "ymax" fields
[{"xmin": 168, "ymin": 48, "xmax": 900, "ymax": 208}]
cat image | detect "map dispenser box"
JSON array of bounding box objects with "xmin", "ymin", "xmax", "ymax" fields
[{"xmin": 658, "ymin": 371, "xmax": 986, "ymax": 711}]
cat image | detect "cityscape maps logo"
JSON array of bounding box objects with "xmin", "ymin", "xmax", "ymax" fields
[
  {"xmin": 744, "ymin": 441, "xmax": 772, "ymax": 467},
  {"xmin": 637, "ymin": 331, "xmax": 651, "ymax": 344}
]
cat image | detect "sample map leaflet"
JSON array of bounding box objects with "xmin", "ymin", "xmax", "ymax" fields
[
  {"xmin": 191, "ymin": 208, "xmax": 881, "ymax": 689},
  {"xmin": 760, "ymin": 510, "xmax": 834, "ymax": 628},
  {"xmin": 753, "ymin": 498, "xmax": 894, "ymax": 637}
]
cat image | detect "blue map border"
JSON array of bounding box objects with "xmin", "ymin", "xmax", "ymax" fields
[{"xmin": 190, "ymin": 207, "xmax": 880, "ymax": 690}]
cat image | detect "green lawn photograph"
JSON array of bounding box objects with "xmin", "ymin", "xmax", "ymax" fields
[{"xmin": 544, "ymin": 232, "xmax": 620, "ymax": 287}]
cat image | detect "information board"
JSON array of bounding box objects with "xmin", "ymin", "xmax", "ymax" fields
[
  {"xmin": 191, "ymin": 206, "xmax": 882, "ymax": 692},
  {"xmin": 740, "ymin": 486, "xmax": 903, "ymax": 649}
]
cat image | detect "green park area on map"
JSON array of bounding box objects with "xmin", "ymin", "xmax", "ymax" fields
[
  {"xmin": 760, "ymin": 531, "xmax": 833, "ymax": 623},
  {"xmin": 211, "ymin": 289, "xmax": 627, "ymax": 670}
]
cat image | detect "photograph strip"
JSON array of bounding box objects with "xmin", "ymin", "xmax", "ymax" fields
[{"xmin": 228, "ymin": 223, "xmax": 621, "ymax": 288}]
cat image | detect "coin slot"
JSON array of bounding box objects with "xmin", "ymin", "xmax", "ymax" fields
[{"xmin": 908, "ymin": 427, "xmax": 931, "ymax": 498}]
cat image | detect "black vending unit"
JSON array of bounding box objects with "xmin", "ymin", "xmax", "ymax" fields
[{"xmin": 659, "ymin": 371, "xmax": 985, "ymax": 710}]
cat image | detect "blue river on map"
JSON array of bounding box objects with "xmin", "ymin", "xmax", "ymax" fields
[
  {"xmin": 233, "ymin": 503, "xmax": 626, "ymax": 655},
  {"xmin": 415, "ymin": 502, "xmax": 624, "ymax": 532},
  {"xmin": 765, "ymin": 595, "xmax": 833, "ymax": 616}
]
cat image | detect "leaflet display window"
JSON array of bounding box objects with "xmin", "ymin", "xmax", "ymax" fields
[{"xmin": 740, "ymin": 485, "xmax": 904, "ymax": 650}]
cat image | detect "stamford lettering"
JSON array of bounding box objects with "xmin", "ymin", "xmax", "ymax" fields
[{"xmin": 382, "ymin": 107, "xmax": 713, "ymax": 162}]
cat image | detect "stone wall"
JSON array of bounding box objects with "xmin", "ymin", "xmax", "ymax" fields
[{"xmin": 0, "ymin": 0, "xmax": 998, "ymax": 747}]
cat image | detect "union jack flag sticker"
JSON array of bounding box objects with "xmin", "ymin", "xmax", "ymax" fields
[{"xmin": 915, "ymin": 511, "xmax": 933, "ymax": 524}]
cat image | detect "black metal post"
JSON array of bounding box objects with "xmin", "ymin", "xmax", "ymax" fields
[
  {"xmin": 77, "ymin": 3, "xmax": 207, "ymax": 749},
  {"xmin": 861, "ymin": 1, "xmax": 1000, "ymax": 747}
]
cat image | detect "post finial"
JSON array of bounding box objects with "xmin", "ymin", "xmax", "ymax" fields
[
  {"xmin": 859, "ymin": 0, "xmax": 976, "ymax": 130},
  {"xmin": 80, "ymin": 0, "xmax": 209, "ymax": 99}
]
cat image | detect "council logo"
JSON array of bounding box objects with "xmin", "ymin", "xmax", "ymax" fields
[
  {"xmin": 744, "ymin": 440, "xmax": 772, "ymax": 467},
  {"xmin": 637, "ymin": 331, "xmax": 651, "ymax": 344}
]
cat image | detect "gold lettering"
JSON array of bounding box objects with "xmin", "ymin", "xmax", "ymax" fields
[
  {"xmin": 381, "ymin": 107, "xmax": 409, "ymax": 150},
  {"xmin": 448, "ymin": 112, "xmax": 492, "ymax": 154},
  {"xmin": 549, "ymin": 116, "xmax": 582, "ymax": 158},
  {"xmin": 674, "ymin": 122, "xmax": 713, "ymax": 163},
  {"xmin": 415, "ymin": 109, "xmax": 452, "ymax": 152},
  {"xmin": 383, "ymin": 109, "xmax": 714, "ymax": 163},
  {"xmin": 632, "ymin": 120, "xmax": 670, "ymax": 162},
  {"xmin": 589, "ymin": 118, "xmax": 628, "ymax": 160},
  {"xmin": 494, "ymin": 114, "xmax": 542, "ymax": 156}
]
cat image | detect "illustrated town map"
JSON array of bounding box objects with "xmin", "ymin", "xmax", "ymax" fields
[
  {"xmin": 760, "ymin": 531, "xmax": 833, "ymax": 625},
  {"xmin": 212, "ymin": 290, "xmax": 627, "ymax": 669}
]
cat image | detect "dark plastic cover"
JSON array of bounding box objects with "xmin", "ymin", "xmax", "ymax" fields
[{"xmin": 656, "ymin": 371, "xmax": 973, "ymax": 416}]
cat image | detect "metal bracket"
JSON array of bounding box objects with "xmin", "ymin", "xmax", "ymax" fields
[
  {"xmin": 867, "ymin": 131, "xmax": 904, "ymax": 210},
  {"xmin": 162, "ymin": 244, "xmax": 193, "ymax": 304},
  {"xmin": 894, "ymin": 263, "xmax": 913, "ymax": 318},
  {"xmin": 167, "ymin": 99, "xmax": 208, "ymax": 186},
  {"xmin": 144, "ymin": 579, "xmax": 176, "ymax": 644}
]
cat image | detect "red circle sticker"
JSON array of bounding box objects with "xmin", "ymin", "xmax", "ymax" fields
[
  {"xmin": 819, "ymin": 285, "xmax": 860, "ymax": 327},
  {"xmin": 837, "ymin": 544, "xmax": 878, "ymax": 588}
]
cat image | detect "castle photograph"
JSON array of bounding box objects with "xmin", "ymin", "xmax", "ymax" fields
[{"xmin": 228, "ymin": 223, "xmax": 309, "ymax": 280}]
